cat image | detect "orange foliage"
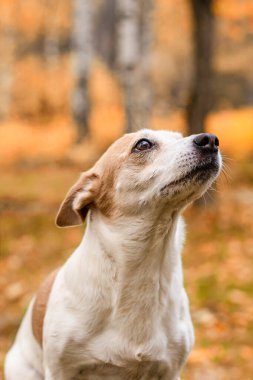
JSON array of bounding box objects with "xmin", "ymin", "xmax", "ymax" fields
[
  {"xmin": 207, "ymin": 108, "xmax": 253, "ymax": 157},
  {"xmin": 151, "ymin": 112, "xmax": 186, "ymax": 133},
  {"xmin": 214, "ymin": 0, "xmax": 253, "ymax": 22},
  {"xmin": 0, "ymin": 0, "xmax": 252, "ymax": 165},
  {"xmin": 11, "ymin": 56, "xmax": 72, "ymax": 120},
  {"xmin": 0, "ymin": 118, "xmax": 74, "ymax": 163},
  {"xmin": 5, "ymin": 0, "xmax": 72, "ymax": 41},
  {"xmin": 0, "ymin": 0, "xmax": 16, "ymax": 29},
  {"xmin": 15, "ymin": 0, "xmax": 46, "ymax": 37}
]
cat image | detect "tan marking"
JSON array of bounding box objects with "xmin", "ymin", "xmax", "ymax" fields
[
  {"xmin": 32, "ymin": 269, "xmax": 59, "ymax": 347},
  {"xmin": 56, "ymin": 132, "xmax": 153, "ymax": 225},
  {"xmin": 56, "ymin": 133, "xmax": 137, "ymax": 226},
  {"xmin": 94, "ymin": 133, "xmax": 138, "ymax": 217}
]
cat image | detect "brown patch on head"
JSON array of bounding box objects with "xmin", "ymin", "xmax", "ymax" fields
[
  {"xmin": 32, "ymin": 269, "xmax": 59, "ymax": 347},
  {"xmin": 93, "ymin": 133, "xmax": 137, "ymax": 217},
  {"xmin": 56, "ymin": 131, "xmax": 155, "ymax": 224}
]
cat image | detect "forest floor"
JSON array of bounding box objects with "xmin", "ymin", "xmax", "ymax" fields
[{"xmin": 0, "ymin": 158, "xmax": 253, "ymax": 380}]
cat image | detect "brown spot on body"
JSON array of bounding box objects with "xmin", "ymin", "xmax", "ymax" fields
[{"xmin": 32, "ymin": 269, "xmax": 59, "ymax": 347}]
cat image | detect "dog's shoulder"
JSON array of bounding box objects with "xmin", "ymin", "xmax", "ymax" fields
[{"xmin": 32, "ymin": 268, "xmax": 59, "ymax": 347}]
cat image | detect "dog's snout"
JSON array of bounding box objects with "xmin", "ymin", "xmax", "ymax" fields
[{"xmin": 193, "ymin": 133, "xmax": 219, "ymax": 153}]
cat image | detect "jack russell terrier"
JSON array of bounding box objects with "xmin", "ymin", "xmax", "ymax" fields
[{"xmin": 5, "ymin": 130, "xmax": 222, "ymax": 380}]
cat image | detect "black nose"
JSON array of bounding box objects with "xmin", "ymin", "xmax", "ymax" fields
[{"xmin": 193, "ymin": 133, "xmax": 219, "ymax": 153}]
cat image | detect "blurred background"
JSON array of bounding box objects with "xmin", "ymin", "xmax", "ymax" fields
[{"xmin": 0, "ymin": 0, "xmax": 253, "ymax": 379}]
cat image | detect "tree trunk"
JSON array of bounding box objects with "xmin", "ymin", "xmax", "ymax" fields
[
  {"xmin": 187, "ymin": 0, "xmax": 214, "ymax": 135},
  {"xmin": 116, "ymin": 0, "xmax": 153, "ymax": 133},
  {"xmin": 137, "ymin": 0, "xmax": 153, "ymax": 131},
  {"xmin": 71, "ymin": 0, "xmax": 93, "ymax": 142},
  {"xmin": 94, "ymin": 0, "xmax": 117, "ymax": 69},
  {"xmin": 0, "ymin": 43, "xmax": 13, "ymax": 120},
  {"xmin": 0, "ymin": 13, "xmax": 16, "ymax": 121}
]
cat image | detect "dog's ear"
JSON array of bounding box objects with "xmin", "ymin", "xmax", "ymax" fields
[{"xmin": 56, "ymin": 172, "xmax": 100, "ymax": 227}]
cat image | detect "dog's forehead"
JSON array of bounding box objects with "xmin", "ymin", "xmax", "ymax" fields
[
  {"xmin": 97, "ymin": 133, "xmax": 135, "ymax": 164},
  {"xmin": 95, "ymin": 130, "xmax": 183, "ymax": 172},
  {"xmin": 145, "ymin": 129, "xmax": 183, "ymax": 142},
  {"xmin": 94, "ymin": 134, "xmax": 134, "ymax": 173}
]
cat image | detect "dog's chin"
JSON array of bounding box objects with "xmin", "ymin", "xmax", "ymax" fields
[{"xmin": 160, "ymin": 158, "xmax": 220, "ymax": 206}]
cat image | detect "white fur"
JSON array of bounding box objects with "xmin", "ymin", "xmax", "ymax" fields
[{"xmin": 5, "ymin": 130, "xmax": 222, "ymax": 380}]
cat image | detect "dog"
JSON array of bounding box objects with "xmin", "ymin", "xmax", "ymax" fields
[{"xmin": 5, "ymin": 129, "xmax": 222, "ymax": 380}]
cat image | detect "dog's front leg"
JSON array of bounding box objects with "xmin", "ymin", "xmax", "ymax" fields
[
  {"xmin": 44, "ymin": 368, "xmax": 55, "ymax": 380},
  {"xmin": 44, "ymin": 368, "xmax": 61, "ymax": 380}
]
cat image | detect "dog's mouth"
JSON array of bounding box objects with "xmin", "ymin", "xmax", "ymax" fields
[{"xmin": 160, "ymin": 158, "xmax": 220, "ymax": 194}]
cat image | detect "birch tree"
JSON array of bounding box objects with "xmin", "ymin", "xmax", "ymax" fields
[
  {"xmin": 0, "ymin": 40, "xmax": 13, "ymax": 120},
  {"xmin": 71, "ymin": 0, "xmax": 93, "ymax": 142},
  {"xmin": 0, "ymin": 10, "xmax": 15, "ymax": 120},
  {"xmin": 116, "ymin": 0, "xmax": 153, "ymax": 132}
]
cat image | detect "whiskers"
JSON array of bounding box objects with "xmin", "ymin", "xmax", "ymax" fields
[
  {"xmin": 220, "ymin": 154, "xmax": 233, "ymax": 184},
  {"xmin": 201, "ymin": 153, "xmax": 232, "ymax": 207},
  {"xmin": 202, "ymin": 185, "xmax": 220, "ymax": 207}
]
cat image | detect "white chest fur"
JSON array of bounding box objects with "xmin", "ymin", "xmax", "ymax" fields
[{"xmin": 43, "ymin": 213, "xmax": 194, "ymax": 379}]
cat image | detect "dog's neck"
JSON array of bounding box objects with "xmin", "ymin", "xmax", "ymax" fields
[
  {"xmin": 89, "ymin": 206, "xmax": 182, "ymax": 271},
  {"xmin": 78, "ymin": 207, "xmax": 185, "ymax": 345}
]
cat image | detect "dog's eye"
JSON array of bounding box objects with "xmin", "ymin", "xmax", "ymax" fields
[{"xmin": 133, "ymin": 139, "xmax": 154, "ymax": 152}]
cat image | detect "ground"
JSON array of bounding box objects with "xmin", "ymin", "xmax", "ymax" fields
[{"xmin": 0, "ymin": 159, "xmax": 253, "ymax": 380}]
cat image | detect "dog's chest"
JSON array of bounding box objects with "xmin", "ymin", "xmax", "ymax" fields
[
  {"xmin": 60, "ymin": 306, "xmax": 192, "ymax": 380},
  {"xmin": 44, "ymin": 251, "xmax": 194, "ymax": 379},
  {"xmin": 73, "ymin": 361, "xmax": 170, "ymax": 380}
]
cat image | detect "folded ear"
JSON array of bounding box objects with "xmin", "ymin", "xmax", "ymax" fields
[{"xmin": 56, "ymin": 172, "xmax": 100, "ymax": 227}]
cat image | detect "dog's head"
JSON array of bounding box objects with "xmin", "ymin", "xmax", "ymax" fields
[{"xmin": 56, "ymin": 130, "xmax": 222, "ymax": 227}]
